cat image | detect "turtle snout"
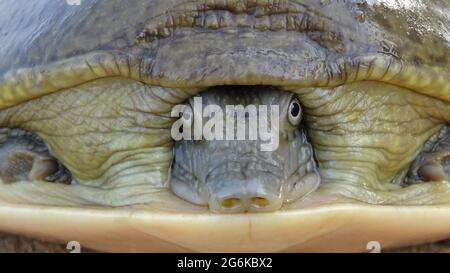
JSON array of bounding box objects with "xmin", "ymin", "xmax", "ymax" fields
[
  {"xmin": 207, "ymin": 175, "xmax": 283, "ymax": 213},
  {"xmin": 209, "ymin": 193, "xmax": 283, "ymax": 213}
]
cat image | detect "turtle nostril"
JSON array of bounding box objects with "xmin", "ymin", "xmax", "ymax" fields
[
  {"xmin": 221, "ymin": 197, "xmax": 241, "ymax": 208},
  {"xmin": 251, "ymin": 197, "xmax": 270, "ymax": 208},
  {"xmin": 210, "ymin": 194, "xmax": 281, "ymax": 213}
]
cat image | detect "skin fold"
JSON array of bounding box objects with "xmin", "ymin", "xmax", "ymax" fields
[{"xmin": 0, "ymin": 0, "xmax": 448, "ymax": 252}]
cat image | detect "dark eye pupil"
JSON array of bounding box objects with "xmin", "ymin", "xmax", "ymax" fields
[{"xmin": 291, "ymin": 102, "xmax": 300, "ymax": 117}]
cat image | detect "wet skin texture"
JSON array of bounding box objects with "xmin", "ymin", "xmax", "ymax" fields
[{"xmin": 0, "ymin": 0, "xmax": 448, "ymax": 252}]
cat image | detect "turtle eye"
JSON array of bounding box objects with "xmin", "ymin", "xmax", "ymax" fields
[{"xmin": 288, "ymin": 98, "xmax": 302, "ymax": 126}]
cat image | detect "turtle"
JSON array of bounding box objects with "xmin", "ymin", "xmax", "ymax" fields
[{"xmin": 0, "ymin": 0, "xmax": 448, "ymax": 252}]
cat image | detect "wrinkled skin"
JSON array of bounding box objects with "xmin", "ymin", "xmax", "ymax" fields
[{"xmin": 0, "ymin": 0, "xmax": 449, "ymax": 252}]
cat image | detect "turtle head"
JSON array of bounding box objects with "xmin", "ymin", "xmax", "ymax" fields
[{"xmin": 170, "ymin": 86, "xmax": 320, "ymax": 213}]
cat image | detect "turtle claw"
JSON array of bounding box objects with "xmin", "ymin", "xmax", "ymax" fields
[
  {"xmin": 418, "ymin": 163, "xmax": 449, "ymax": 181},
  {"xmin": 406, "ymin": 125, "xmax": 450, "ymax": 183},
  {"xmin": 0, "ymin": 128, "xmax": 71, "ymax": 184},
  {"xmin": 409, "ymin": 149, "xmax": 450, "ymax": 182}
]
